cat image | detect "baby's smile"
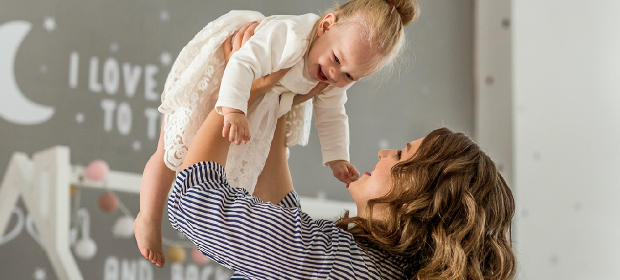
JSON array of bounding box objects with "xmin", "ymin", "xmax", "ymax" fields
[{"xmin": 317, "ymin": 65, "xmax": 328, "ymax": 82}]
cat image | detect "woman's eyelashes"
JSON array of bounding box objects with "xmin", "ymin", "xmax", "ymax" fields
[{"xmin": 396, "ymin": 150, "xmax": 402, "ymax": 160}]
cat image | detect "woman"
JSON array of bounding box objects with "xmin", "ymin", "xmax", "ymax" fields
[{"xmin": 167, "ymin": 26, "xmax": 516, "ymax": 279}]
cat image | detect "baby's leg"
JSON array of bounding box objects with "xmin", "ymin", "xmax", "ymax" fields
[
  {"xmin": 134, "ymin": 118, "xmax": 176, "ymax": 268},
  {"xmin": 252, "ymin": 115, "xmax": 293, "ymax": 204}
]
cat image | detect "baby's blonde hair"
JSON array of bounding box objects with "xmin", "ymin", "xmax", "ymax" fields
[{"xmin": 328, "ymin": 0, "xmax": 420, "ymax": 70}]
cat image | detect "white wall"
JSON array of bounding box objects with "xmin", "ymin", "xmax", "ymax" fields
[
  {"xmin": 513, "ymin": 1, "xmax": 620, "ymax": 279},
  {"xmin": 475, "ymin": 0, "xmax": 512, "ymax": 186}
]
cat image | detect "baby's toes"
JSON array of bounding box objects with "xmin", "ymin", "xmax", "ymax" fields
[{"xmin": 156, "ymin": 253, "xmax": 165, "ymax": 267}]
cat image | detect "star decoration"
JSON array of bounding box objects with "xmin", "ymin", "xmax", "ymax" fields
[
  {"xmin": 132, "ymin": 140, "xmax": 141, "ymax": 151},
  {"xmin": 160, "ymin": 51, "xmax": 172, "ymax": 66},
  {"xmin": 43, "ymin": 17, "xmax": 56, "ymax": 32},
  {"xmin": 420, "ymin": 85, "xmax": 430, "ymax": 95},
  {"xmin": 160, "ymin": 10, "xmax": 170, "ymax": 22},
  {"xmin": 378, "ymin": 138, "xmax": 389, "ymax": 150},
  {"xmin": 75, "ymin": 113, "xmax": 85, "ymax": 124},
  {"xmin": 33, "ymin": 267, "xmax": 47, "ymax": 280},
  {"xmin": 110, "ymin": 42, "xmax": 120, "ymax": 53}
]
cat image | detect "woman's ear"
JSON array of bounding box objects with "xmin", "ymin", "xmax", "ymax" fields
[{"xmin": 317, "ymin": 13, "xmax": 336, "ymax": 36}]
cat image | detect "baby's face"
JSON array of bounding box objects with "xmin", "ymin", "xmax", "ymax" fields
[{"xmin": 307, "ymin": 18, "xmax": 379, "ymax": 88}]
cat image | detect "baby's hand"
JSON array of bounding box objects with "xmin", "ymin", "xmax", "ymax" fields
[
  {"xmin": 328, "ymin": 160, "xmax": 360, "ymax": 184},
  {"xmin": 222, "ymin": 107, "xmax": 250, "ymax": 145}
]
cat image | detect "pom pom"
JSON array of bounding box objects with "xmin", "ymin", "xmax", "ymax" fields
[
  {"xmin": 166, "ymin": 245, "xmax": 186, "ymax": 263},
  {"xmin": 112, "ymin": 216, "xmax": 134, "ymax": 238},
  {"xmin": 98, "ymin": 192, "xmax": 119, "ymax": 213},
  {"xmin": 86, "ymin": 160, "xmax": 109, "ymax": 181},
  {"xmin": 75, "ymin": 238, "xmax": 97, "ymax": 260},
  {"xmin": 192, "ymin": 248, "xmax": 210, "ymax": 265}
]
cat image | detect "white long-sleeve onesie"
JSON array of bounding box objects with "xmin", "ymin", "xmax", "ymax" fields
[
  {"xmin": 159, "ymin": 11, "xmax": 352, "ymax": 192},
  {"xmin": 214, "ymin": 13, "xmax": 352, "ymax": 165}
]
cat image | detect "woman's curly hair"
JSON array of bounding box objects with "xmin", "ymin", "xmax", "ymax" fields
[{"xmin": 335, "ymin": 127, "xmax": 516, "ymax": 279}]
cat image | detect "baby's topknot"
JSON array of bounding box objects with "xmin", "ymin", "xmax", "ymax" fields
[
  {"xmin": 388, "ymin": 0, "xmax": 419, "ymax": 26},
  {"xmin": 326, "ymin": 0, "xmax": 420, "ymax": 70}
]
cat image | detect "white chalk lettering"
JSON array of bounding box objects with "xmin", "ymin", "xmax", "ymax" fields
[
  {"xmin": 101, "ymin": 99, "xmax": 117, "ymax": 132},
  {"xmin": 122, "ymin": 63, "xmax": 142, "ymax": 98},
  {"xmin": 138, "ymin": 259, "xmax": 153, "ymax": 280},
  {"xmin": 70, "ymin": 52, "xmax": 163, "ymax": 141},
  {"xmin": 144, "ymin": 108, "xmax": 160, "ymax": 140},
  {"xmin": 104, "ymin": 256, "xmax": 153, "ymax": 280},
  {"xmin": 69, "ymin": 52, "xmax": 79, "ymax": 88},
  {"xmin": 104, "ymin": 256, "xmax": 119, "ymax": 280},
  {"xmin": 122, "ymin": 259, "xmax": 137, "ymax": 280},
  {"xmin": 116, "ymin": 102, "xmax": 132, "ymax": 135},
  {"xmin": 144, "ymin": 64, "xmax": 159, "ymax": 101},
  {"xmin": 171, "ymin": 263, "xmax": 231, "ymax": 280},
  {"xmin": 89, "ymin": 57, "xmax": 103, "ymax": 93},
  {"xmin": 103, "ymin": 58, "xmax": 120, "ymax": 95}
]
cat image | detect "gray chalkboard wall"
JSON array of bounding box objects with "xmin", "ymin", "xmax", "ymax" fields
[{"xmin": 0, "ymin": 0, "xmax": 473, "ymax": 279}]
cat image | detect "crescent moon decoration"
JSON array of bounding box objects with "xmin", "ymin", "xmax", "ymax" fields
[{"xmin": 0, "ymin": 20, "xmax": 55, "ymax": 125}]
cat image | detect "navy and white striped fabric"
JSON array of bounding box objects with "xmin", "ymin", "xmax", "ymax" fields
[{"xmin": 168, "ymin": 161, "xmax": 408, "ymax": 279}]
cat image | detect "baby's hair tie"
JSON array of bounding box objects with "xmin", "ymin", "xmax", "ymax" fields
[{"xmin": 386, "ymin": 0, "xmax": 394, "ymax": 7}]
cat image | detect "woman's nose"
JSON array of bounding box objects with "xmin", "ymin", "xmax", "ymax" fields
[
  {"xmin": 378, "ymin": 150, "xmax": 390, "ymax": 159},
  {"xmin": 378, "ymin": 149, "xmax": 398, "ymax": 160}
]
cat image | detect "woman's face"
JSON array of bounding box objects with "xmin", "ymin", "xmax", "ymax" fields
[{"xmin": 348, "ymin": 137, "xmax": 424, "ymax": 220}]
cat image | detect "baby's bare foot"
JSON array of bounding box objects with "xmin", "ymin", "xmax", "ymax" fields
[{"xmin": 134, "ymin": 212, "xmax": 165, "ymax": 267}]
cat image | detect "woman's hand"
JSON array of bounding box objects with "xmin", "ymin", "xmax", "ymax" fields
[
  {"xmin": 223, "ymin": 22, "xmax": 291, "ymax": 106},
  {"xmin": 223, "ymin": 22, "xmax": 258, "ymax": 63},
  {"xmin": 293, "ymin": 82, "xmax": 328, "ymax": 106}
]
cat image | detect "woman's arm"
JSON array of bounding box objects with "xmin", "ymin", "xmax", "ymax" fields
[
  {"xmin": 168, "ymin": 163, "xmax": 376, "ymax": 279},
  {"xmin": 179, "ymin": 110, "xmax": 229, "ymax": 169}
]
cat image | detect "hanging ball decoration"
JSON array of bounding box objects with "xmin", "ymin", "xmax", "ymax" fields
[
  {"xmin": 75, "ymin": 238, "xmax": 97, "ymax": 260},
  {"xmin": 166, "ymin": 245, "xmax": 186, "ymax": 264},
  {"xmin": 98, "ymin": 191, "xmax": 119, "ymax": 213},
  {"xmin": 112, "ymin": 216, "xmax": 135, "ymax": 238},
  {"xmin": 192, "ymin": 248, "xmax": 211, "ymax": 265},
  {"xmin": 86, "ymin": 160, "xmax": 109, "ymax": 181}
]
